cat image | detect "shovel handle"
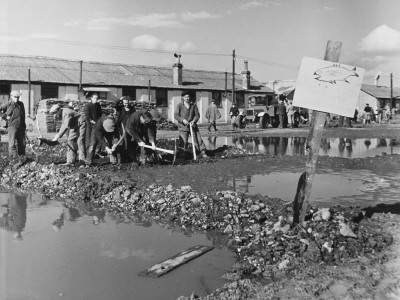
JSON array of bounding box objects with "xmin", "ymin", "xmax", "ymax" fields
[{"xmin": 142, "ymin": 144, "xmax": 175, "ymax": 155}]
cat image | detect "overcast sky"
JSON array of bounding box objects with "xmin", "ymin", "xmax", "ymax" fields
[{"xmin": 1, "ymin": 0, "xmax": 400, "ymax": 87}]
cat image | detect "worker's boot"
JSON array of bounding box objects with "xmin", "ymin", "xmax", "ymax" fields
[{"xmin": 200, "ymin": 150, "xmax": 209, "ymax": 158}]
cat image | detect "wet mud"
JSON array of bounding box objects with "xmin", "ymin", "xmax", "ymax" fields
[{"xmin": 1, "ymin": 123, "xmax": 400, "ymax": 300}]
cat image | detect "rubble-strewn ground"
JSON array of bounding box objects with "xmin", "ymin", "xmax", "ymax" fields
[{"xmin": 1, "ymin": 121, "xmax": 400, "ymax": 300}]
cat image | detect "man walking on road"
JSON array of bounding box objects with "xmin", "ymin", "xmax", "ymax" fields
[{"xmin": 205, "ymin": 99, "xmax": 221, "ymax": 133}]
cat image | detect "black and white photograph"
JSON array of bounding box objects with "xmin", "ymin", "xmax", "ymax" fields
[{"xmin": 1, "ymin": 0, "xmax": 400, "ymax": 299}]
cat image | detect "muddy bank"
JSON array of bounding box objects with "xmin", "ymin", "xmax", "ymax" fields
[{"xmin": 1, "ymin": 138, "xmax": 400, "ymax": 299}]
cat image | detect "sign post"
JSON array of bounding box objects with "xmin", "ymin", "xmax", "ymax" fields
[{"xmin": 291, "ymin": 41, "xmax": 364, "ymax": 225}]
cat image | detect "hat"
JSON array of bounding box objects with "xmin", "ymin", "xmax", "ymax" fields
[
  {"xmin": 120, "ymin": 96, "xmax": 131, "ymax": 101},
  {"xmin": 366, "ymin": 103, "xmax": 369, "ymax": 106},
  {"xmin": 49, "ymin": 104, "xmax": 60, "ymax": 114},
  {"xmin": 102, "ymin": 118, "xmax": 115, "ymax": 132},
  {"xmin": 10, "ymin": 90, "xmax": 21, "ymax": 97}
]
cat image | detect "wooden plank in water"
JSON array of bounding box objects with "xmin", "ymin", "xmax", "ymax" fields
[{"xmin": 139, "ymin": 245, "xmax": 214, "ymax": 278}]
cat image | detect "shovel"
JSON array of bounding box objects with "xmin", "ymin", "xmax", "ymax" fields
[{"xmin": 189, "ymin": 123, "xmax": 197, "ymax": 161}]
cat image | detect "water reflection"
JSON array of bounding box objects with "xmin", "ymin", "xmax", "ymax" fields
[
  {"xmin": 0, "ymin": 194, "xmax": 27, "ymax": 239},
  {"xmin": 203, "ymin": 136, "xmax": 400, "ymax": 158},
  {"xmin": 1, "ymin": 193, "xmax": 235, "ymax": 300}
]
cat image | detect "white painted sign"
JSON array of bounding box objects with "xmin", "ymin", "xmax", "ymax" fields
[{"xmin": 292, "ymin": 57, "xmax": 365, "ymax": 117}]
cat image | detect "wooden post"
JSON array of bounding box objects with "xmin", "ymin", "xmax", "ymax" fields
[
  {"xmin": 292, "ymin": 41, "xmax": 342, "ymax": 226},
  {"xmin": 28, "ymin": 68, "xmax": 31, "ymax": 115}
]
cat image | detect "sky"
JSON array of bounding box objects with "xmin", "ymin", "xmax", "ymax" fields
[{"xmin": 1, "ymin": 0, "xmax": 400, "ymax": 87}]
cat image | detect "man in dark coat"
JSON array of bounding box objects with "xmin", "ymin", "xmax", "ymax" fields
[
  {"xmin": 86, "ymin": 116, "xmax": 120, "ymax": 165},
  {"xmin": 125, "ymin": 111, "xmax": 156, "ymax": 163},
  {"xmin": 84, "ymin": 92, "xmax": 102, "ymax": 151},
  {"xmin": 115, "ymin": 96, "xmax": 135, "ymax": 162},
  {"xmin": 174, "ymin": 91, "xmax": 208, "ymax": 158},
  {"xmin": 0, "ymin": 90, "xmax": 26, "ymax": 158}
]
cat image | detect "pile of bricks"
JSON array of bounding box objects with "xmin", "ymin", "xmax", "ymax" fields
[{"xmin": 35, "ymin": 99, "xmax": 117, "ymax": 133}]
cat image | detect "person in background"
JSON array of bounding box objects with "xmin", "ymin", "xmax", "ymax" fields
[
  {"xmin": 384, "ymin": 104, "xmax": 391, "ymax": 123},
  {"xmin": 376, "ymin": 105, "xmax": 383, "ymax": 124},
  {"xmin": 363, "ymin": 103, "xmax": 372, "ymax": 124},
  {"xmin": 205, "ymin": 99, "xmax": 221, "ymax": 133},
  {"xmin": 276, "ymin": 95, "xmax": 286, "ymax": 129},
  {"xmin": 174, "ymin": 91, "xmax": 209, "ymax": 158},
  {"xmin": 125, "ymin": 111, "xmax": 156, "ymax": 163},
  {"xmin": 229, "ymin": 103, "xmax": 239, "ymax": 131},
  {"xmin": 84, "ymin": 92, "xmax": 102, "ymax": 151},
  {"xmin": 353, "ymin": 108, "xmax": 359, "ymax": 123},
  {"xmin": 286, "ymin": 99, "xmax": 295, "ymax": 128},
  {"xmin": 86, "ymin": 116, "xmax": 120, "ymax": 166},
  {"xmin": 0, "ymin": 90, "xmax": 26, "ymax": 159}
]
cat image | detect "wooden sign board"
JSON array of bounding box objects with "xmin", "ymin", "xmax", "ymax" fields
[{"xmin": 293, "ymin": 57, "xmax": 365, "ymax": 117}]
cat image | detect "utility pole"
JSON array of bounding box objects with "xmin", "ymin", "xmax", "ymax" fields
[
  {"xmin": 232, "ymin": 49, "xmax": 236, "ymax": 105},
  {"xmin": 28, "ymin": 68, "xmax": 31, "ymax": 115},
  {"xmin": 391, "ymin": 73, "xmax": 394, "ymax": 108}
]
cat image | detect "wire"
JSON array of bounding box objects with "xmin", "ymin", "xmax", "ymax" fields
[
  {"xmin": 237, "ymin": 55, "xmax": 299, "ymax": 70},
  {"xmin": 0, "ymin": 32, "xmax": 230, "ymax": 58}
]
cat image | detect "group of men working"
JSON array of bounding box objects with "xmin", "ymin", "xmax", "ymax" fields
[{"xmin": 1, "ymin": 90, "xmax": 209, "ymax": 166}]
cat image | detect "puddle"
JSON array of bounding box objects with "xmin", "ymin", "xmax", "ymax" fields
[
  {"xmin": 202, "ymin": 136, "xmax": 400, "ymax": 158},
  {"xmin": 0, "ymin": 193, "xmax": 235, "ymax": 300},
  {"xmin": 229, "ymin": 169, "xmax": 400, "ymax": 207}
]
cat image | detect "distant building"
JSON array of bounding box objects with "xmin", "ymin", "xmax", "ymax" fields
[{"xmin": 0, "ymin": 54, "xmax": 272, "ymax": 124}]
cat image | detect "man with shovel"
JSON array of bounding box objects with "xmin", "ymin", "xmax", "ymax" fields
[
  {"xmin": 125, "ymin": 111, "xmax": 157, "ymax": 164},
  {"xmin": 174, "ymin": 91, "xmax": 208, "ymax": 158},
  {"xmin": 86, "ymin": 116, "xmax": 121, "ymax": 166},
  {"xmin": 50, "ymin": 103, "xmax": 85, "ymax": 166}
]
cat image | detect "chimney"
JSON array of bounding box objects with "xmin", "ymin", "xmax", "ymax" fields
[
  {"xmin": 241, "ymin": 60, "xmax": 251, "ymax": 89},
  {"xmin": 173, "ymin": 53, "xmax": 183, "ymax": 85}
]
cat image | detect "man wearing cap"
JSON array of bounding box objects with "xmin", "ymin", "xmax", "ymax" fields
[
  {"xmin": 174, "ymin": 91, "xmax": 208, "ymax": 158},
  {"xmin": 50, "ymin": 103, "xmax": 84, "ymax": 165},
  {"xmin": 84, "ymin": 93, "xmax": 103, "ymax": 151},
  {"xmin": 86, "ymin": 116, "xmax": 120, "ymax": 165},
  {"xmin": 205, "ymin": 99, "xmax": 221, "ymax": 133},
  {"xmin": 125, "ymin": 111, "xmax": 156, "ymax": 163},
  {"xmin": 0, "ymin": 90, "xmax": 26, "ymax": 158}
]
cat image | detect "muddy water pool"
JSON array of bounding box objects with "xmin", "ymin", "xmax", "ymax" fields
[
  {"xmin": 203, "ymin": 136, "xmax": 399, "ymax": 158},
  {"xmin": 229, "ymin": 169, "xmax": 400, "ymax": 208},
  {"xmin": 0, "ymin": 193, "xmax": 235, "ymax": 300}
]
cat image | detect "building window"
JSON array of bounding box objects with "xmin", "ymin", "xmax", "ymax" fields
[
  {"xmin": 0, "ymin": 83, "xmax": 11, "ymax": 96},
  {"xmin": 41, "ymin": 83, "xmax": 58, "ymax": 99},
  {"xmin": 212, "ymin": 91, "xmax": 222, "ymax": 108},
  {"xmin": 122, "ymin": 86, "xmax": 136, "ymax": 100},
  {"xmin": 156, "ymin": 89, "xmax": 168, "ymax": 107},
  {"xmin": 236, "ymin": 93, "xmax": 245, "ymax": 108}
]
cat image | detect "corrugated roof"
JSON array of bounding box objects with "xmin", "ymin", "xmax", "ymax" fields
[
  {"xmin": 0, "ymin": 54, "xmax": 272, "ymax": 93},
  {"xmin": 361, "ymin": 84, "xmax": 400, "ymax": 99}
]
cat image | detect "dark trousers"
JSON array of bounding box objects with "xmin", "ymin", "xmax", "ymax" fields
[
  {"xmin": 179, "ymin": 130, "xmax": 206, "ymax": 152},
  {"xmin": 207, "ymin": 121, "xmax": 217, "ymax": 132},
  {"xmin": 87, "ymin": 134, "xmax": 117, "ymax": 165},
  {"xmin": 8, "ymin": 126, "xmax": 26, "ymax": 157}
]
